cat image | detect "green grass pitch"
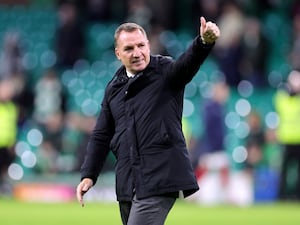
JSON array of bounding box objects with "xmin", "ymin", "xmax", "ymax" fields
[{"xmin": 1, "ymin": 198, "xmax": 300, "ymax": 225}]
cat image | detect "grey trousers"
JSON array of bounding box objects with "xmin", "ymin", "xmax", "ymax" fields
[{"xmin": 119, "ymin": 194, "xmax": 176, "ymax": 225}]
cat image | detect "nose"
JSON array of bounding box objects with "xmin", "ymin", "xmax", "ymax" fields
[{"xmin": 132, "ymin": 47, "xmax": 141, "ymax": 57}]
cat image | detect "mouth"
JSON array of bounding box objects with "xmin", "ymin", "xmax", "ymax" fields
[
  {"xmin": 132, "ymin": 60, "xmax": 142, "ymax": 65},
  {"xmin": 132, "ymin": 57, "xmax": 144, "ymax": 65}
]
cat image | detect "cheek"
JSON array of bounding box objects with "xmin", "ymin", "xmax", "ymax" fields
[
  {"xmin": 117, "ymin": 54, "xmax": 127, "ymax": 62},
  {"xmin": 145, "ymin": 52, "xmax": 151, "ymax": 62},
  {"xmin": 116, "ymin": 50, "xmax": 127, "ymax": 61}
]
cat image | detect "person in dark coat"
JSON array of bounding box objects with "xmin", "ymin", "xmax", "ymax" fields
[
  {"xmin": 54, "ymin": 2, "xmax": 85, "ymax": 69},
  {"xmin": 76, "ymin": 17, "xmax": 220, "ymax": 225}
]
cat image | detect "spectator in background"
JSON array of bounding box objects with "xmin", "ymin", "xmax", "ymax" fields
[
  {"xmin": 0, "ymin": 31, "xmax": 31, "ymax": 127},
  {"xmin": 244, "ymin": 110, "xmax": 265, "ymax": 171},
  {"xmin": 0, "ymin": 31, "xmax": 26, "ymax": 100},
  {"xmin": 34, "ymin": 111, "xmax": 64, "ymax": 174},
  {"xmin": 33, "ymin": 69, "xmax": 65, "ymax": 125},
  {"xmin": 240, "ymin": 17, "xmax": 269, "ymax": 87},
  {"xmin": 193, "ymin": 80, "xmax": 230, "ymax": 194},
  {"xmin": 0, "ymin": 31, "xmax": 24, "ymax": 80},
  {"xmin": 0, "ymin": 79, "xmax": 18, "ymax": 195},
  {"xmin": 32, "ymin": 69, "xmax": 65, "ymax": 174},
  {"xmin": 264, "ymin": 127, "xmax": 282, "ymax": 172},
  {"xmin": 213, "ymin": 0, "xmax": 245, "ymax": 86},
  {"xmin": 274, "ymin": 70, "xmax": 300, "ymax": 200},
  {"xmin": 201, "ymin": 80, "xmax": 229, "ymax": 157},
  {"xmin": 289, "ymin": 5, "xmax": 300, "ymax": 71},
  {"xmin": 125, "ymin": 0, "xmax": 152, "ymax": 33},
  {"xmin": 54, "ymin": 2, "xmax": 86, "ymax": 70}
]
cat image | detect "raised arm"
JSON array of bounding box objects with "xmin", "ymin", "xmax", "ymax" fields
[{"xmin": 166, "ymin": 17, "xmax": 220, "ymax": 87}]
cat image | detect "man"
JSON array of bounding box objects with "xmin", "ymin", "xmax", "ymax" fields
[
  {"xmin": 76, "ymin": 17, "xmax": 220, "ymax": 225},
  {"xmin": 0, "ymin": 79, "xmax": 18, "ymax": 194},
  {"xmin": 274, "ymin": 70, "xmax": 300, "ymax": 200}
]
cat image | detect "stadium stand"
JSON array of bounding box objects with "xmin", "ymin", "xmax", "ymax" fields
[{"xmin": 0, "ymin": 0, "xmax": 295, "ymax": 203}]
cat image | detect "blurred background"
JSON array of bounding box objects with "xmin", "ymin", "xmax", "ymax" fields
[{"xmin": 0, "ymin": 0, "xmax": 299, "ymax": 206}]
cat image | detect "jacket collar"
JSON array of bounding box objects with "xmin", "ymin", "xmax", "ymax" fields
[
  {"xmin": 113, "ymin": 55, "xmax": 157, "ymax": 84},
  {"xmin": 116, "ymin": 55, "xmax": 157, "ymax": 75}
]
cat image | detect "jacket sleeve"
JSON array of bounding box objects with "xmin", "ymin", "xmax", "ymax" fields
[
  {"xmin": 166, "ymin": 36, "xmax": 214, "ymax": 88},
  {"xmin": 80, "ymin": 85, "xmax": 115, "ymax": 185}
]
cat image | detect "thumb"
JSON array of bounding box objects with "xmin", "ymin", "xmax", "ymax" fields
[
  {"xmin": 82, "ymin": 182, "xmax": 91, "ymax": 192},
  {"xmin": 76, "ymin": 179, "xmax": 93, "ymax": 207},
  {"xmin": 200, "ymin": 16, "xmax": 206, "ymax": 31}
]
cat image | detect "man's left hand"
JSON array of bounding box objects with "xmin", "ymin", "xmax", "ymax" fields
[{"xmin": 200, "ymin": 16, "xmax": 220, "ymax": 44}]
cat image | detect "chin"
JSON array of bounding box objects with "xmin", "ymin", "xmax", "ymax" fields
[{"xmin": 134, "ymin": 66, "xmax": 146, "ymax": 72}]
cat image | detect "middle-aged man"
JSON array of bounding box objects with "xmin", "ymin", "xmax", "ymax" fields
[{"xmin": 77, "ymin": 16, "xmax": 220, "ymax": 225}]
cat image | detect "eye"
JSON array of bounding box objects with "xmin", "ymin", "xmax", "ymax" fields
[{"xmin": 124, "ymin": 46, "xmax": 133, "ymax": 52}]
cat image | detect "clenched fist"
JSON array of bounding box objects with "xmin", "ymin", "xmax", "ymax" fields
[{"xmin": 200, "ymin": 17, "xmax": 220, "ymax": 44}]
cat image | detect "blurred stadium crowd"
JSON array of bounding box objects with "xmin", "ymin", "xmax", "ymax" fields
[{"xmin": 0, "ymin": 0, "xmax": 300, "ymax": 203}]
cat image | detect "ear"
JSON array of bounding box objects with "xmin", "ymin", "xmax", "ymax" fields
[{"xmin": 115, "ymin": 48, "xmax": 121, "ymax": 60}]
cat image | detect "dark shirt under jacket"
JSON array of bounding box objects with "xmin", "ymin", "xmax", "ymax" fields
[{"xmin": 80, "ymin": 36, "xmax": 214, "ymax": 201}]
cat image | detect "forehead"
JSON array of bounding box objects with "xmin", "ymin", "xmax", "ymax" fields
[{"xmin": 116, "ymin": 29, "xmax": 147, "ymax": 47}]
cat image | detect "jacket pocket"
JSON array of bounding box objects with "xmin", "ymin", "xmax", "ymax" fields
[
  {"xmin": 140, "ymin": 147, "xmax": 195, "ymax": 191},
  {"xmin": 109, "ymin": 129, "xmax": 126, "ymax": 156},
  {"xmin": 151, "ymin": 120, "xmax": 172, "ymax": 148}
]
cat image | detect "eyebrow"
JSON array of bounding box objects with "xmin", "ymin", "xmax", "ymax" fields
[{"xmin": 121, "ymin": 41, "xmax": 146, "ymax": 50}]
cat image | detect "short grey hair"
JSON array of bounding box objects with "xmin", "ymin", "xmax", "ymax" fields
[{"xmin": 114, "ymin": 22, "xmax": 148, "ymax": 47}]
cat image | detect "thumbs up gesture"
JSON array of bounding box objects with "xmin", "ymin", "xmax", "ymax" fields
[{"xmin": 200, "ymin": 17, "xmax": 220, "ymax": 44}]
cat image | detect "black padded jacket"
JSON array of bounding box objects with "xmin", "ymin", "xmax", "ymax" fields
[{"xmin": 80, "ymin": 36, "xmax": 214, "ymax": 201}]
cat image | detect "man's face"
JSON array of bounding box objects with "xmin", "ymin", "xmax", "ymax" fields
[{"xmin": 115, "ymin": 29, "xmax": 150, "ymax": 74}]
